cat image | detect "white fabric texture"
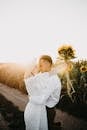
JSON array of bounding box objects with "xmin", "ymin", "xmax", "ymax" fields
[{"xmin": 24, "ymin": 72, "xmax": 61, "ymax": 130}]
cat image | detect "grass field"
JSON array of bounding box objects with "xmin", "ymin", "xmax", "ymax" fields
[{"xmin": 0, "ymin": 63, "xmax": 27, "ymax": 94}]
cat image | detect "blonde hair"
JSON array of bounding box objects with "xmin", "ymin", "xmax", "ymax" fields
[{"xmin": 39, "ymin": 55, "xmax": 53, "ymax": 65}]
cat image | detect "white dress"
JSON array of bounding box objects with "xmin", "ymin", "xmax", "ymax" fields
[{"xmin": 24, "ymin": 72, "xmax": 61, "ymax": 130}]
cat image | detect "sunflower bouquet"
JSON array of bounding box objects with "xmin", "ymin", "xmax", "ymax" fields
[
  {"xmin": 56, "ymin": 44, "xmax": 76, "ymax": 100},
  {"xmin": 58, "ymin": 44, "xmax": 76, "ymax": 60}
]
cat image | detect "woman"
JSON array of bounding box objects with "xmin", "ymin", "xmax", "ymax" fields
[{"xmin": 24, "ymin": 55, "xmax": 61, "ymax": 130}]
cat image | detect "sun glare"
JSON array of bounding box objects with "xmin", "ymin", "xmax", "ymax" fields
[{"xmin": 0, "ymin": 0, "xmax": 87, "ymax": 65}]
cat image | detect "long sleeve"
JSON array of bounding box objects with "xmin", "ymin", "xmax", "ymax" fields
[
  {"xmin": 24, "ymin": 78, "xmax": 32, "ymax": 94},
  {"xmin": 45, "ymin": 84, "xmax": 61, "ymax": 108},
  {"xmin": 29, "ymin": 75, "xmax": 61, "ymax": 106}
]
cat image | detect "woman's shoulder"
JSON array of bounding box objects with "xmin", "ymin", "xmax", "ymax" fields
[{"xmin": 49, "ymin": 73, "xmax": 58, "ymax": 79}]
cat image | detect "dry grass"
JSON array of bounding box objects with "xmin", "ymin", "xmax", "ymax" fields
[{"xmin": 0, "ymin": 63, "xmax": 27, "ymax": 94}]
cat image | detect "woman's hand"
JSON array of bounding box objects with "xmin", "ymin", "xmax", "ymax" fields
[{"xmin": 24, "ymin": 65, "xmax": 39, "ymax": 79}]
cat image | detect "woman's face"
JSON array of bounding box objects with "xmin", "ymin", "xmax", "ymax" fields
[{"xmin": 38, "ymin": 59, "xmax": 52, "ymax": 73}]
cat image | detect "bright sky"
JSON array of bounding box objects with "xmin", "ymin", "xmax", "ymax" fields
[{"xmin": 0, "ymin": 0, "xmax": 87, "ymax": 64}]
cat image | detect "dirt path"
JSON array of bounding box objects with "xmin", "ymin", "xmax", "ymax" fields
[
  {"xmin": 55, "ymin": 109, "xmax": 87, "ymax": 130},
  {"xmin": 0, "ymin": 83, "xmax": 28, "ymax": 111}
]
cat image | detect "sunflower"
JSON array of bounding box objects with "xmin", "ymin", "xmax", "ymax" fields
[
  {"xmin": 58, "ymin": 44, "xmax": 76, "ymax": 60},
  {"xmin": 80, "ymin": 66, "xmax": 87, "ymax": 72}
]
